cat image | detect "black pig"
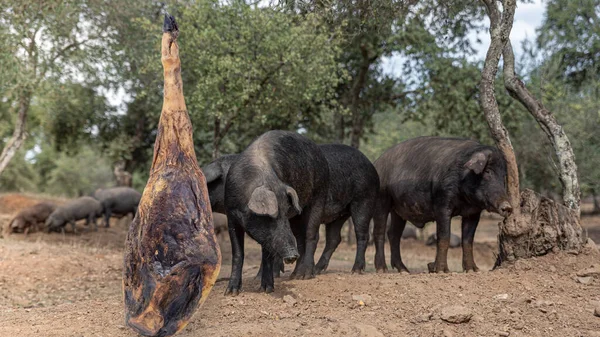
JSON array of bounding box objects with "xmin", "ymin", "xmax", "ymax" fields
[
  {"xmin": 372, "ymin": 137, "xmax": 512, "ymax": 273},
  {"xmin": 203, "ymin": 154, "xmax": 285, "ymax": 278},
  {"xmin": 206, "ymin": 143, "xmax": 379, "ymax": 276},
  {"xmin": 202, "ymin": 154, "xmax": 238, "ymax": 214},
  {"xmin": 45, "ymin": 196, "xmax": 103, "ymax": 233},
  {"xmin": 224, "ymin": 130, "xmax": 329, "ymax": 295},
  {"xmin": 92, "ymin": 187, "xmax": 141, "ymax": 227},
  {"xmin": 314, "ymin": 144, "xmax": 379, "ymax": 274}
]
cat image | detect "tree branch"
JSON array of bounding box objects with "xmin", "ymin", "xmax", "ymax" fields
[
  {"xmin": 502, "ymin": 39, "xmax": 581, "ymax": 214},
  {"xmin": 479, "ymin": 0, "xmax": 520, "ymax": 230}
]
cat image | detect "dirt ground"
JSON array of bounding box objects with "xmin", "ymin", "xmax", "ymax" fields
[{"xmin": 1, "ymin": 193, "xmax": 599, "ymax": 337}]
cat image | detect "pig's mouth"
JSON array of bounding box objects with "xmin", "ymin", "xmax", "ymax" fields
[
  {"xmin": 283, "ymin": 253, "xmax": 299, "ymax": 264},
  {"xmin": 492, "ymin": 200, "xmax": 513, "ymax": 217}
]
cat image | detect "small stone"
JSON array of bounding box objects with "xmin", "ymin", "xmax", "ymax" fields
[
  {"xmin": 283, "ymin": 295, "xmax": 297, "ymax": 306},
  {"xmin": 494, "ymin": 294, "xmax": 510, "ymax": 301},
  {"xmin": 495, "ymin": 330, "xmax": 510, "ymax": 336},
  {"xmin": 577, "ymin": 276, "xmax": 593, "ymax": 285},
  {"xmin": 117, "ymin": 325, "xmax": 126, "ymax": 330},
  {"xmin": 352, "ymin": 294, "xmax": 373, "ymax": 306},
  {"xmin": 539, "ymin": 307, "xmax": 548, "ymax": 313},
  {"xmin": 577, "ymin": 264, "xmax": 600, "ymax": 278},
  {"xmin": 514, "ymin": 260, "xmax": 531, "ymax": 271},
  {"xmin": 532, "ymin": 300, "xmax": 554, "ymax": 308},
  {"xmin": 594, "ymin": 304, "xmax": 600, "ymax": 317},
  {"xmin": 512, "ymin": 321, "xmax": 525, "ymax": 330},
  {"xmin": 548, "ymin": 265, "xmax": 557, "ymax": 272},
  {"xmin": 440, "ymin": 306, "xmax": 472, "ymax": 324}
]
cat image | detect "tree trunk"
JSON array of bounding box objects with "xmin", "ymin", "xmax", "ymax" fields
[
  {"xmin": 350, "ymin": 117, "xmax": 363, "ymax": 149},
  {"xmin": 213, "ymin": 116, "xmax": 221, "ymax": 160},
  {"xmin": 348, "ymin": 45, "xmax": 373, "ymax": 149},
  {"xmin": 592, "ymin": 188, "xmax": 600, "ymax": 214},
  {"xmin": 502, "ymin": 40, "xmax": 581, "ymax": 215},
  {"xmin": 0, "ymin": 92, "xmax": 32, "ymax": 176},
  {"xmin": 496, "ymin": 189, "xmax": 583, "ymax": 265},
  {"xmin": 114, "ymin": 160, "xmax": 133, "ymax": 187},
  {"xmin": 479, "ymin": 0, "xmax": 584, "ymax": 265},
  {"xmin": 334, "ymin": 111, "xmax": 344, "ymax": 144},
  {"xmin": 479, "ymin": 0, "xmax": 522, "ymax": 233}
]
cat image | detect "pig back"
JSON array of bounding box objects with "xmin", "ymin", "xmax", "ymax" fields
[
  {"xmin": 61, "ymin": 197, "xmax": 103, "ymax": 221},
  {"xmin": 94, "ymin": 187, "xmax": 141, "ymax": 214},
  {"xmin": 30, "ymin": 202, "xmax": 56, "ymax": 221},
  {"xmin": 262, "ymin": 131, "xmax": 329, "ymax": 207},
  {"xmin": 374, "ymin": 137, "xmax": 498, "ymax": 221},
  {"xmin": 374, "ymin": 137, "xmax": 482, "ymax": 188}
]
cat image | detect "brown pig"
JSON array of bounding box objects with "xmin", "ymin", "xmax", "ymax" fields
[
  {"xmin": 123, "ymin": 14, "xmax": 221, "ymax": 337},
  {"xmin": 8, "ymin": 202, "xmax": 56, "ymax": 235}
]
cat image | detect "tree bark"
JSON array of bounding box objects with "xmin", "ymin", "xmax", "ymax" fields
[
  {"xmin": 349, "ymin": 45, "xmax": 375, "ymax": 149},
  {"xmin": 496, "ymin": 189, "xmax": 583, "ymax": 265},
  {"xmin": 502, "ymin": 40, "xmax": 581, "ymax": 215},
  {"xmin": 592, "ymin": 188, "xmax": 600, "ymax": 214},
  {"xmin": 0, "ymin": 92, "xmax": 32, "ymax": 176},
  {"xmin": 334, "ymin": 111, "xmax": 345, "ymax": 143},
  {"xmin": 480, "ymin": 0, "xmax": 584, "ymax": 265},
  {"xmin": 114, "ymin": 160, "xmax": 133, "ymax": 187},
  {"xmin": 479, "ymin": 0, "xmax": 522, "ymax": 235},
  {"xmin": 213, "ymin": 116, "xmax": 221, "ymax": 160}
]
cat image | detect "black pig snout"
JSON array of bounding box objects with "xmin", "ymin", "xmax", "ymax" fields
[
  {"xmin": 283, "ymin": 253, "xmax": 299, "ymax": 264},
  {"xmin": 498, "ymin": 200, "xmax": 513, "ymax": 217}
]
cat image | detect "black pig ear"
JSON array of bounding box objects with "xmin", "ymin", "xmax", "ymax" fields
[
  {"xmin": 285, "ymin": 186, "xmax": 302, "ymax": 214},
  {"xmin": 202, "ymin": 162, "xmax": 222, "ymax": 184},
  {"xmin": 464, "ymin": 150, "xmax": 491, "ymax": 174},
  {"xmin": 248, "ymin": 186, "xmax": 279, "ymax": 218}
]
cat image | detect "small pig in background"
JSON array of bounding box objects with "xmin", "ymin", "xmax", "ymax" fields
[{"xmin": 7, "ymin": 202, "xmax": 56, "ymax": 235}]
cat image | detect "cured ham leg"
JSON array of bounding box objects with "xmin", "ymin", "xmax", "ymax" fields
[{"xmin": 123, "ymin": 14, "xmax": 221, "ymax": 337}]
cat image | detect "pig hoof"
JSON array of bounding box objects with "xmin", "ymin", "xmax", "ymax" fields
[
  {"xmin": 375, "ymin": 267, "xmax": 388, "ymax": 274},
  {"xmin": 259, "ymin": 285, "xmax": 274, "ymax": 293},
  {"xmin": 374, "ymin": 258, "xmax": 387, "ymax": 272},
  {"xmin": 427, "ymin": 262, "xmax": 449, "ymax": 273},
  {"xmin": 351, "ymin": 262, "xmax": 365, "ymax": 274},
  {"xmin": 224, "ymin": 286, "xmax": 240, "ymax": 296},
  {"xmin": 314, "ymin": 263, "xmax": 328, "ymax": 275},
  {"xmin": 391, "ymin": 262, "xmax": 410, "ymax": 274},
  {"xmin": 290, "ymin": 266, "xmax": 314, "ymax": 280},
  {"xmin": 463, "ymin": 265, "xmax": 480, "ymax": 273}
]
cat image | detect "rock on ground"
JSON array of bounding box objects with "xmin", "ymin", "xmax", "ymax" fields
[{"xmin": 440, "ymin": 306, "xmax": 472, "ymax": 324}]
